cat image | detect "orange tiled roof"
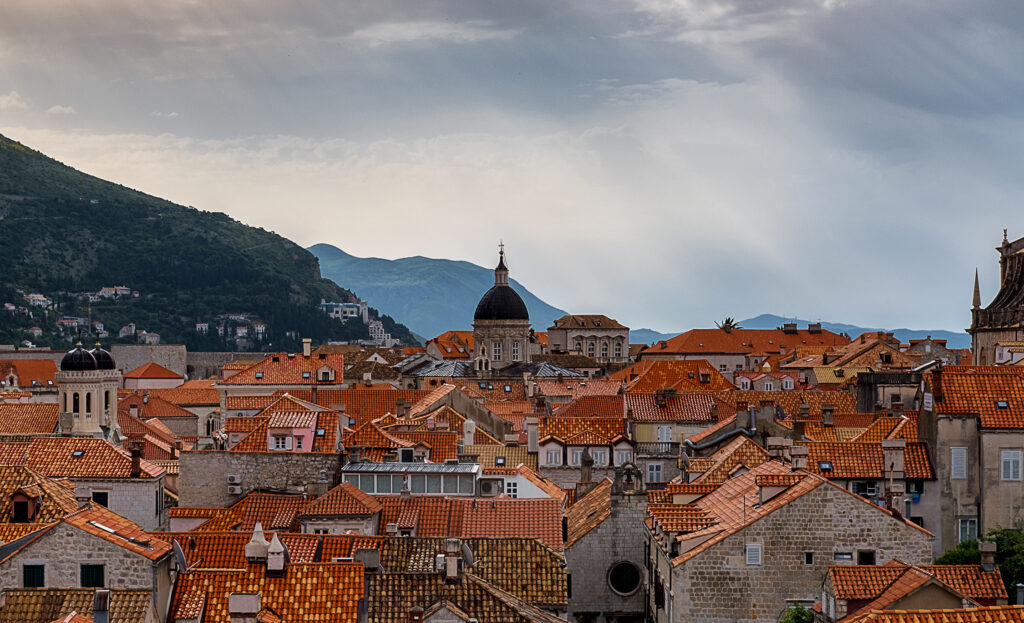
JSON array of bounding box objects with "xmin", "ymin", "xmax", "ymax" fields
[
  {"xmin": 553, "ymin": 395, "xmax": 624, "ymax": 418},
  {"xmin": 169, "ymin": 562, "xmax": 364, "ymax": 623},
  {"xmin": 565, "ymin": 478, "xmax": 611, "ymax": 546},
  {"xmin": 171, "ymin": 492, "xmax": 311, "ymax": 532},
  {"xmin": 218, "ymin": 352, "xmax": 345, "ymax": 386},
  {"xmin": 534, "ymin": 379, "xmax": 622, "ymax": 399},
  {"xmin": 483, "ymin": 400, "xmax": 538, "ymax": 416},
  {"xmin": 0, "ymin": 403, "xmax": 59, "ymax": 434},
  {"xmin": 626, "ymin": 392, "xmax": 732, "ymax": 423},
  {"xmin": 610, "ymin": 359, "xmax": 735, "ymax": 393},
  {"xmin": 846, "ymin": 606, "xmax": 1024, "ymax": 623},
  {"xmin": 641, "ymin": 328, "xmax": 850, "ymax": 357},
  {"xmin": 0, "ymin": 437, "xmax": 164, "ymax": 479},
  {"xmin": 229, "ymin": 411, "xmax": 338, "ymax": 454},
  {"xmin": 137, "ymin": 384, "xmax": 219, "ymax": 406},
  {"xmin": 1, "ymin": 589, "xmax": 154, "ymax": 623},
  {"xmin": 119, "ymin": 393, "xmax": 195, "ymax": 420},
  {"xmin": 0, "ymin": 359, "xmax": 58, "ymax": 386},
  {"xmin": 540, "ymin": 417, "xmax": 625, "ymax": 441},
  {"xmin": 718, "ymin": 390, "xmax": 858, "ymax": 417},
  {"xmin": 690, "ymin": 435, "xmax": 770, "ymax": 485},
  {"xmin": 830, "ymin": 561, "xmax": 1007, "ymax": 601},
  {"xmin": 389, "ymin": 430, "xmax": 461, "ymax": 462},
  {"xmin": 0, "ymin": 465, "xmax": 78, "ymax": 522},
  {"xmin": 301, "ymin": 481, "xmax": 383, "ymax": 517},
  {"xmin": 797, "ymin": 441, "xmax": 934, "ymax": 479},
  {"xmin": 64, "ymin": 504, "xmax": 172, "ymax": 561},
  {"xmin": 934, "ymin": 368, "xmax": 1024, "ymax": 428},
  {"xmin": 123, "ymin": 361, "xmax": 182, "ymax": 379}
]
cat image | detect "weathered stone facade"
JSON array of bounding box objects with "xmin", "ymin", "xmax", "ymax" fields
[
  {"xmin": 76, "ymin": 477, "xmax": 167, "ymax": 531},
  {"xmin": 566, "ymin": 491, "xmax": 648, "ymax": 623},
  {"xmin": 112, "ymin": 344, "xmax": 187, "ymax": 377},
  {"xmin": 178, "ymin": 450, "xmax": 343, "ymax": 507},
  {"xmin": 647, "ymin": 483, "xmax": 934, "ymax": 623}
]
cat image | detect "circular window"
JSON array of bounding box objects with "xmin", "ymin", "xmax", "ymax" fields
[{"xmin": 607, "ymin": 561, "xmax": 642, "ymax": 596}]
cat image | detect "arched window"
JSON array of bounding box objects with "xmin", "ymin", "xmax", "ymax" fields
[
  {"xmin": 614, "ymin": 342, "xmax": 622, "ymax": 358},
  {"xmin": 63, "ymin": 393, "xmax": 68, "ymax": 412},
  {"xmin": 73, "ymin": 393, "xmax": 80, "ymax": 413},
  {"xmin": 601, "ymin": 343, "xmax": 609, "ymax": 358},
  {"xmin": 105, "ymin": 391, "xmax": 111, "ymax": 413},
  {"xmin": 588, "ymin": 343, "xmax": 595, "ymax": 357},
  {"xmin": 85, "ymin": 393, "xmax": 92, "ymax": 415}
]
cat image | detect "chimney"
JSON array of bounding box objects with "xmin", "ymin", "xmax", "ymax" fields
[
  {"xmin": 808, "ymin": 322, "xmax": 822, "ymax": 334},
  {"xmin": 409, "ymin": 607, "xmax": 425, "ymax": 623},
  {"xmin": 353, "ymin": 548, "xmax": 380, "ymax": 572},
  {"xmin": 244, "ymin": 523, "xmax": 270, "ymax": 563},
  {"xmin": 427, "ymin": 415, "xmax": 435, "ymax": 431},
  {"xmin": 759, "ymin": 402, "xmax": 774, "ymax": 428},
  {"xmin": 655, "ymin": 389, "xmax": 666, "ymax": 407},
  {"xmin": 885, "ymin": 481, "xmax": 905, "ymax": 517},
  {"xmin": 363, "ymin": 372, "xmax": 372, "ymax": 387},
  {"xmin": 821, "ymin": 404, "xmax": 835, "ymax": 428},
  {"xmin": 228, "ymin": 593, "xmax": 262, "ymax": 623},
  {"xmin": 766, "ymin": 437, "xmax": 787, "ymax": 460},
  {"xmin": 267, "ymin": 533, "xmax": 287, "ymax": 575},
  {"xmin": 93, "ymin": 590, "xmax": 110, "ymax": 623},
  {"xmin": 789, "ymin": 445, "xmax": 809, "ymax": 471},
  {"xmin": 799, "ymin": 403, "xmax": 810, "ymax": 418},
  {"xmin": 396, "ymin": 398, "xmax": 408, "ymax": 419},
  {"xmin": 302, "ymin": 338, "xmax": 312, "ymax": 357},
  {"xmin": 443, "ymin": 538, "xmax": 463, "ymax": 583},
  {"xmin": 792, "ymin": 419, "xmax": 806, "ymax": 441},
  {"xmin": 142, "ymin": 392, "xmax": 149, "ymax": 405},
  {"xmin": 881, "ymin": 439, "xmax": 906, "ymax": 479},
  {"xmin": 75, "ymin": 485, "xmax": 91, "ymax": 508},
  {"xmin": 892, "ymin": 400, "xmax": 903, "ymax": 414},
  {"xmin": 525, "ymin": 417, "xmax": 539, "ymax": 454},
  {"xmin": 129, "ymin": 442, "xmax": 143, "ymax": 478},
  {"xmin": 980, "ymin": 541, "xmax": 997, "ymax": 571},
  {"xmin": 463, "ymin": 419, "xmax": 476, "ymax": 446},
  {"xmin": 580, "ymin": 447, "xmax": 593, "ymax": 484},
  {"xmin": 129, "ymin": 404, "xmax": 139, "ymax": 417}
]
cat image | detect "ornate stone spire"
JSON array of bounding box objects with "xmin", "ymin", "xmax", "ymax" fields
[
  {"xmin": 494, "ymin": 242, "xmax": 509, "ymax": 286},
  {"xmin": 973, "ymin": 268, "xmax": 982, "ymax": 310}
]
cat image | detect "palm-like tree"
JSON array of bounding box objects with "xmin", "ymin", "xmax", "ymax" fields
[{"xmin": 715, "ymin": 317, "xmax": 741, "ymax": 333}]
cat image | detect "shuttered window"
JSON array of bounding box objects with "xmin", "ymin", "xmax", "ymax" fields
[
  {"xmin": 745, "ymin": 544, "xmax": 762, "ymax": 566},
  {"xmin": 1001, "ymin": 450, "xmax": 1021, "ymax": 481},
  {"xmin": 951, "ymin": 447, "xmax": 967, "ymax": 480}
]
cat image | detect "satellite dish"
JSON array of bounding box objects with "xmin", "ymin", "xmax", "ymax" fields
[
  {"xmin": 172, "ymin": 539, "xmax": 188, "ymax": 571},
  {"xmin": 461, "ymin": 543, "xmax": 475, "ymax": 567}
]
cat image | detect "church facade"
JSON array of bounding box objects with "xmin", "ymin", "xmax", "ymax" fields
[
  {"xmin": 473, "ymin": 247, "xmax": 532, "ymax": 373},
  {"xmin": 969, "ymin": 230, "xmax": 1024, "ymax": 365}
]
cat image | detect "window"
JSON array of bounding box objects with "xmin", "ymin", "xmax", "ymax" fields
[
  {"xmin": 81, "ymin": 564, "xmax": 104, "ymax": 588},
  {"xmin": 320, "ymin": 372, "xmax": 330, "ymax": 381},
  {"xmin": 857, "ymin": 550, "xmax": 876, "ymax": 565},
  {"xmin": 302, "ymin": 371, "xmax": 311, "ymax": 379},
  {"xmin": 745, "ymin": 544, "xmax": 762, "ymax": 565},
  {"xmin": 495, "ymin": 456, "xmax": 506, "ymax": 466},
  {"xmin": 23, "ymin": 564, "xmax": 44, "ymax": 588},
  {"xmin": 295, "ymin": 436, "xmax": 304, "ymax": 450},
  {"xmin": 614, "ymin": 343, "xmax": 622, "ymax": 358},
  {"xmin": 505, "ymin": 481, "xmax": 518, "ymax": 498},
  {"xmin": 1001, "ymin": 450, "xmax": 1021, "ymax": 481},
  {"xmin": 648, "ymin": 462, "xmax": 662, "ymax": 483},
  {"xmin": 254, "ymin": 372, "xmax": 264, "ymax": 379},
  {"xmin": 736, "ymin": 363, "xmax": 743, "ymax": 371},
  {"xmin": 719, "ymin": 364, "xmax": 727, "ymax": 372},
  {"xmin": 804, "ymin": 552, "xmax": 814, "ymax": 565},
  {"xmin": 951, "ymin": 447, "xmax": 967, "ymax": 480},
  {"xmin": 273, "ymin": 436, "xmax": 288, "ymax": 450},
  {"xmin": 493, "ymin": 342, "xmax": 502, "ymax": 361},
  {"xmin": 588, "ymin": 343, "xmax": 595, "ymax": 357},
  {"xmin": 574, "ymin": 341, "xmax": 582, "ymax": 352},
  {"xmin": 313, "ymin": 528, "xmax": 329, "ymax": 534},
  {"xmin": 13, "ymin": 500, "xmax": 29, "ymax": 522},
  {"xmin": 615, "ymin": 450, "xmax": 631, "ymax": 465},
  {"xmin": 657, "ymin": 426, "xmax": 672, "ymax": 443},
  {"xmin": 740, "ymin": 379, "xmax": 751, "ymax": 390},
  {"xmin": 607, "ymin": 561, "xmax": 642, "ymax": 595},
  {"xmin": 512, "ymin": 341, "xmax": 520, "ymax": 361},
  {"xmin": 592, "ymin": 450, "xmax": 607, "ymax": 466},
  {"xmin": 853, "ymin": 481, "xmax": 878, "ymax": 498},
  {"xmin": 546, "ymin": 450, "xmax": 561, "ymax": 466},
  {"xmin": 601, "ymin": 343, "xmax": 608, "ymax": 359},
  {"xmin": 833, "ymin": 552, "xmax": 853, "ymax": 561},
  {"xmin": 764, "ymin": 382, "xmax": 774, "ymax": 391},
  {"xmin": 783, "ymin": 378, "xmax": 794, "ymax": 390},
  {"xmin": 570, "ymin": 450, "xmax": 583, "ymax": 466},
  {"xmin": 91, "ymin": 491, "xmax": 109, "ymax": 507},
  {"xmin": 958, "ymin": 518, "xmax": 978, "ymax": 543}
]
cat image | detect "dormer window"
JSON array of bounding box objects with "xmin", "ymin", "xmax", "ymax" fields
[
  {"xmin": 496, "ymin": 456, "xmax": 506, "ymax": 466},
  {"xmin": 302, "ymin": 372, "xmax": 311, "ymax": 379},
  {"xmin": 818, "ymin": 461, "xmax": 833, "ymax": 473},
  {"xmin": 255, "ymin": 372, "xmax": 264, "ymax": 379}
]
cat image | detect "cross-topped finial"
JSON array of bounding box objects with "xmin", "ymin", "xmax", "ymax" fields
[{"xmin": 499, "ymin": 240, "xmax": 504, "ymax": 257}]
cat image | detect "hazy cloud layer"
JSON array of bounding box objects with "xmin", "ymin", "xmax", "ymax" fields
[{"xmin": 1, "ymin": 0, "xmax": 1022, "ymax": 334}]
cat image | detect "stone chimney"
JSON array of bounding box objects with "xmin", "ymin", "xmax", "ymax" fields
[
  {"xmin": 789, "ymin": 445, "xmax": 809, "ymax": 471},
  {"xmin": 766, "ymin": 437, "xmax": 787, "ymax": 461},
  {"xmin": 980, "ymin": 541, "xmax": 997, "ymax": 571},
  {"xmin": 396, "ymin": 398, "xmax": 408, "ymax": 419},
  {"xmin": 228, "ymin": 593, "xmax": 261, "ymax": 623},
  {"xmin": 302, "ymin": 338, "xmax": 312, "ymax": 358},
  {"xmin": 75, "ymin": 484, "xmax": 91, "ymax": 509},
  {"xmin": 881, "ymin": 439, "xmax": 906, "ymax": 479},
  {"xmin": 821, "ymin": 404, "xmax": 835, "ymax": 427},
  {"xmin": 759, "ymin": 402, "xmax": 774, "ymax": 428},
  {"xmin": 244, "ymin": 523, "xmax": 270, "ymax": 563},
  {"xmin": 267, "ymin": 533, "xmax": 287, "ymax": 575},
  {"xmin": 93, "ymin": 589, "xmax": 110, "ymax": 623},
  {"xmin": 463, "ymin": 419, "xmax": 476, "ymax": 446},
  {"xmin": 129, "ymin": 442, "xmax": 143, "ymax": 478},
  {"xmin": 443, "ymin": 538, "xmax": 463, "ymax": 584},
  {"xmin": 129, "ymin": 403, "xmax": 139, "ymax": 417},
  {"xmin": 353, "ymin": 547, "xmax": 380, "ymax": 572},
  {"xmin": 525, "ymin": 417, "xmax": 539, "ymax": 454}
]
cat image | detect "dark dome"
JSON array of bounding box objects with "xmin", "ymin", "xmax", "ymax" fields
[
  {"xmin": 90, "ymin": 344, "xmax": 115, "ymax": 370},
  {"xmin": 61, "ymin": 343, "xmax": 98, "ymax": 372},
  {"xmin": 474, "ymin": 285, "xmax": 529, "ymax": 321}
]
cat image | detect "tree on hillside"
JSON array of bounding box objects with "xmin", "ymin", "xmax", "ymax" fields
[{"xmin": 716, "ymin": 317, "xmax": 741, "ymax": 333}]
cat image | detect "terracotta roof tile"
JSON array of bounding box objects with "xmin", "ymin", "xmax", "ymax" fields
[
  {"xmin": 0, "ymin": 589, "xmax": 154, "ymax": 623},
  {"xmin": 640, "ymin": 328, "xmax": 849, "ymax": 358},
  {"xmin": 462, "ymin": 445, "xmax": 537, "ymax": 470},
  {"xmin": 0, "ymin": 437, "xmax": 163, "ymax": 479},
  {"xmin": 534, "ymin": 379, "xmax": 622, "ymax": 399},
  {"xmin": 0, "ymin": 359, "xmax": 58, "ymax": 387},
  {"xmin": 539, "ymin": 417, "xmax": 625, "ymax": 441},
  {"xmin": 934, "ymin": 368, "xmax": 1024, "ymax": 428},
  {"xmin": 301, "ymin": 481, "xmax": 383, "ymax": 517},
  {"xmin": 565, "ymin": 478, "xmax": 611, "ymax": 546},
  {"xmin": 123, "ymin": 361, "xmax": 182, "ymax": 380},
  {"xmin": 846, "ymin": 606, "xmax": 1024, "ymax": 623},
  {"xmin": 63, "ymin": 504, "xmax": 171, "ymax": 561},
  {"xmin": 218, "ymin": 352, "xmax": 345, "ymax": 386},
  {"xmin": 0, "ymin": 403, "xmax": 59, "ymax": 434},
  {"xmin": 610, "ymin": 359, "xmax": 735, "ymax": 393},
  {"xmin": 830, "ymin": 562, "xmax": 1007, "ymax": 601},
  {"xmin": 798, "ymin": 441, "xmax": 934, "ymax": 479},
  {"xmin": 718, "ymin": 390, "xmax": 858, "ymax": 417},
  {"xmin": 626, "ymin": 392, "xmax": 733, "ymax": 422}
]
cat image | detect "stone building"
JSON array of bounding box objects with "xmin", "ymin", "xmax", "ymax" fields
[
  {"xmin": 969, "ymin": 231, "xmax": 1024, "ymax": 365},
  {"xmin": 472, "ymin": 247, "xmax": 532, "ymax": 373},
  {"xmin": 918, "ymin": 366, "xmax": 1024, "ymax": 554},
  {"xmin": 565, "ymin": 466, "xmax": 648, "ymax": 623},
  {"xmin": 0, "ymin": 504, "xmax": 173, "ymax": 615},
  {"xmin": 547, "ymin": 315, "xmax": 630, "ymax": 365},
  {"xmin": 646, "ymin": 461, "xmax": 934, "ymax": 623}
]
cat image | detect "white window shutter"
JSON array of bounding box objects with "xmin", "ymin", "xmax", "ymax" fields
[
  {"xmin": 285, "ymin": 437, "xmax": 293, "ymax": 450},
  {"xmin": 746, "ymin": 544, "xmax": 762, "ymax": 566},
  {"xmin": 951, "ymin": 447, "xmax": 967, "ymax": 480}
]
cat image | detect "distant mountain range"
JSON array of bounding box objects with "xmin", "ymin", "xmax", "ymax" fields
[
  {"xmin": 310, "ymin": 244, "xmax": 568, "ymax": 340},
  {"xmin": 630, "ymin": 314, "xmax": 971, "ymax": 349},
  {"xmin": 0, "ymin": 132, "xmax": 417, "ymax": 349}
]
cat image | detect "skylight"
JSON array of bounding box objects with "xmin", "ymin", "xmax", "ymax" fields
[
  {"xmin": 996, "ymin": 400, "xmax": 1010, "ymax": 409},
  {"xmin": 72, "ymin": 450, "xmax": 85, "ymax": 458},
  {"xmin": 818, "ymin": 461, "xmax": 833, "ymax": 472},
  {"xmin": 88, "ymin": 521, "xmax": 117, "ymax": 534},
  {"xmin": 255, "ymin": 372, "xmax": 264, "ymax": 379}
]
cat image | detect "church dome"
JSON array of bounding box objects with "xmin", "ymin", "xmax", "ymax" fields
[
  {"xmin": 90, "ymin": 344, "xmax": 116, "ymax": 370},
  {"xmin": 61, "ymin": 343, "xmax": 98, "ymax": 372},
  {"xmin": 474, "ymin": 247, "xmax": 529, "ymax": 322}
]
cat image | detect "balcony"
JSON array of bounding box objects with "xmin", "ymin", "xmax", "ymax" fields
[{"xmin": 635, "ymin": 442, "xmax": 679, "ymax": 456}]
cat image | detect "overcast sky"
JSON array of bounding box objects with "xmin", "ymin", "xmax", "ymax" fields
[{"xmin": 2, "ymin": 0, "xmax": 1022, "ymax": 333}]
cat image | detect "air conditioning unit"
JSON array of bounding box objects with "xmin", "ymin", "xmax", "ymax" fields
[
  {"xmin": 226, "ymin": 474, "xmax": 241, "ymax": 484},
  {"xmin": 227, "ymin": 485, "xmax": 243, "ymax": 495},
  {"xmin": 435, "ymin": 554, "xmax": 446, "ymax": 571},
  {"xmin": 478, "ymin": 478, "xmax": 503, "ymax": 497}
]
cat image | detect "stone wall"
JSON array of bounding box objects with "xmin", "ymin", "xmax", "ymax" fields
[
  {"xmin": 566, "ymin": 492, "xmax": 648, "ymax": 623},
  {"xmin": 186, "ymin": 351, "xmax": 250, "ymax": 380},
  {"xmin": 539, "ymin": 465, "xmax": 617, "ymax": 490},
  {"xmin": 178, "ymin": 451, "xmax": 343, "ymax": 507},
  {"xmin": 659, "ymin": 483, "xmax": 934, "ymax": 623},
  {"xmin": 77, "ymin": 477, "xmax": 166, "ymax": 531},
  {"xmin": 112, "ymin": 345, "xmax": 187, "ymax": 377},
  {"xmin": 0, "ymin": 522, "xmax": 160, "ymax": 591}
]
